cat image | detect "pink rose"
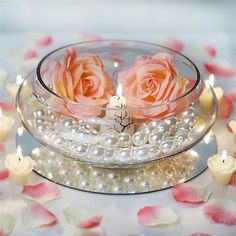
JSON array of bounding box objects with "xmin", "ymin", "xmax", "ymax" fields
[
  {"xmin": 118, "ymin": 53, "xmax": 187, "ymax": 120},
  {"xmin": 52, "ymin": 48, "xmax": 113, "ymax": 116}
]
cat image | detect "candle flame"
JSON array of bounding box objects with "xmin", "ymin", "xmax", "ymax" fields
[
  {"xmin": 208, "ymin": 74, "xmax": 215, "ymax": 87},
  {"xmin": 16, "ymin": 75, "xmax": 23, "ymax": 84},
  {"xmin": 116, "ymin": 84, "xmax": 123, "ymax": 98},
  {"xmin": 17, "ymin": 127, "xmax": 24, "ymax": 136},
  {"xmin": 114, "ymin": 61, "xmax": 119, "ymax": 68},
  {"xmin": 221, "ymin": 150, "xmax": 227, "ymax": 163},
  {"xmin": 17, "ymin": 146, "xmax": 23, "ymax": 159}
]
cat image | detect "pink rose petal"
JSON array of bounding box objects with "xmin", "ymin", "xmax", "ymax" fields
[
  {"xmin": 0, "ymin": 214, "xmax": 16, "ymax": 235},
  {"xmin": 28, "ymin": 31, "xmax": 53, "ymax": 47},
  {"xmin": 204, "ymin": 45, "xmax": 217, "ymax": 57},
  {"xmin": 218, "ymin": 96, "xmax": 233, "ymax": 118},
  {"xmin": 0, "ymin": 144, "xmax": 5, "ymax": 155},
  {"xmin": 22, "ymin": 182, "xmax": 60, "ymax": 203},
  {"xmin": 21, "ymin": 202, "xmax": 57, "ymax": 229},
  {"xmin": 23, "ymin": 49, "xmax": 38, "ymax": 59},
  {"xmin": 228, "ymin": 88, "xmax": 236, "ymax": 102},
  {"xmin": 172, "ymin": 183, "xmax": 211, "ymax": 203},
  {"xmin": 204, "ymin": 198, "xmax": 236, "ymax": 225},
  {"xmin": 190, "ymin": 233, "xmax": 211, "ymax": 236},
  {"xmin": 204, "ymin": 60, "xmax": 235, "ymax": 78},
  {"xmin": 137, "ymin": 205, "xmax": 178, "ymax": 227},
  {"xmin": 0, "ymin": 161, "xmax": 8, "ymax": 180},
  {"xmin": 63, "ymin": 207, "xmax": 102, "ymax": 229},
  {"xmin": 160, "ymin": 37, "xmax": 184, "ymax": 52},
  {"xmin": 0, "ymin": 101, "xmax": 15, "ymax": 112}
]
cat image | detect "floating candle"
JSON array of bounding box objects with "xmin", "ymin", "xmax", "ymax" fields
[
  {"xmin": 5, "ymin": 146, "xmax": 35, "ymax": 185},
  {"xmin": 6, "ymin": 74, "xmax": 23, "ymax": 101},
  {"xmin": 199, "ymin": 74, "xmax": 223, "ymax": 110},
  {"xmin": 228, "ymin": 120, "xmax": 236, "ymax": 145},
  {"xmin": 207, "ymin": 150, "xmax": 236, "ymax": 186},
  {"xmin": 0, "ymin": 107, "xmax": 15, "ymax": 142},
  {"xmin": 103, "ymin": 84, "xmax": 134, "ymax": 135}
]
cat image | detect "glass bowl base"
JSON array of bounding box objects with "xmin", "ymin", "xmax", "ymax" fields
[{"xmin": 16, "ymin": 128, "xmax": 217, "ymax": 194}]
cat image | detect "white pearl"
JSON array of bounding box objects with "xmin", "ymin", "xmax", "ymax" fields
[
  {"xmin": 160, "ymin": 139, "xmax": 175, "ymax": 153},
  {"xmin": 117, "ymin": 149, "xmax": 132, "ymax": 162},
  {"xmin": 132, "ymin": 147, "xmax": 149, "ymax": 161},
  {"xmin": 53, "ymin": 136, "xmax": 65, "ymax": 147},
  {"xmin": 104, "ymin": 149, "xmax": 115, "ymax": 161},
  {"xmin": 34, "ymin": 109, "xmax": 46, "ymax": 118},
  {"xmin": 132, "ymin": 131, "xmax": 148, "ymax": 146},
  {"xmin": 155, "ymin": 122, "xmax": 170, "ymax": 133},
  {"xmin": 73, "ymin": 143, "xmax": 87, "ymax": 157},
  {"xmin": 182, "ymin": 115, "xmax": 196, "ymax": 127},
  {"xmin": 148, "ymin": 132, "xmax": 163, "ymax": 145},
  {"xmin": 175, "ymin": 132, "xmax": 189, "ymax": 146},
  {"xmin": 89, "ymin": 146, "xmax": 104, "ymax": 159},
  {"xmin": 118, "ymin": 133, "xmax": 131, "ymax": 147},
  {"xmin": 35, "ymin": 123, "xmax": 46, "ymax": 132},
  {"xmin": 62, "ymin": 118, "xmax": 77, "ymax": 128},
  {"xmin": 149, "ymin": 145, "xmax": 161, "ymax": 157},
  {"xmin": 101, "ymin": 135, "xmax": 119, "ymax": 148}
]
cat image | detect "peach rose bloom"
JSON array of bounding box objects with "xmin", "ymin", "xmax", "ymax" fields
[
  {"xmin": 52, "ymin": 48, "xmax": 113, "ymax": 116},
  {"xmin": 118, "ymin": 53, "xmax": 187, "ymax": 120}
]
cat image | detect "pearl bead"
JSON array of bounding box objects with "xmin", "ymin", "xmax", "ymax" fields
[
  {"xmin": 155, "ymin": 122, "xmax": 170, "ymax": 133},
  {"xmin": 182, "ymin": 115, "xmax": 196, "ymax": 127},
  {"xmin": 117, "ymin": 149, "xmax": 132, "ymax": 162},
  {"xmin": 149, "ymin": 121, "xmax": 161, "ymax": 128},
  {"xmin": 73, "ymin": 143, "xmax": 87, "ymax": 157},
  {"xmin": 104, "ymin": 149, "xmax": 115, "ymax": 161},
  {"xmin": 132, "ymin": 131, "xmax": 148, "ymax": 146},
  {"xmin": 107, "ymin": 172, "xmax": 119, "ymax": 180},
  {"xmin": 89, "ymin": 146, "xmax": 104, "ymax": 159},
  {"xmin": 148, "ymin": 132, "xmax": 163, "ymax": 145},
  {"xmin": 34, "ymin": 109, "xmax": 46, "ymax": 118},
  {"xmin": 132, "ymin": 147, "xmax": 149, "ymax": 161},
  {"xmin": 118, "ymin": 133, "xmax": 131, "ymax": 147},
  {"xmin": 35, "ymin": 123, "xmax": 46, "ymax": 132},
  {"xmin": 160, "ymin": 139, "xmax": 175, "ymax": 153},
  {"xmin": 112, "ymin": 186, "xmax": 123, "ymax": 193},
  {"xmin": 53, "ymin": 136, "xmax": 65, "ymax": 147},
  {"xmin": 123, "ymin": 176, "xmax": 134, "ymax": 184},
  {"xmin": 35, "ymin": 118, "xmax": 45, "ymax": 124},
  {"xmin": 149, "ymin": 145, "xmax": 161, "ymax": 158},
  {"xmin": 175, "ymin": 132, "xmax": 189, "ymax": 146},
  {"xmin": 62, "ymin": 118, "xmax": 77, "ymax": 128},
  {"xmin": 164, "ymin": 117, "xmax": 178, "ymax": 126},
  {"xmin": 101, "ymin": 135, "xmax": 119, "ymax": 148}
]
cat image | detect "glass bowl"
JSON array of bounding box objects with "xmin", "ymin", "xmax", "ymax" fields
[{"xmin": 16, "ymin": 40, "xmax": 217, "ymax": 169}]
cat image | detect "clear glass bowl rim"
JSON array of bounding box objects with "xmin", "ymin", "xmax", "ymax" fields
[{"xmin": 36, "ymin": 39, "xmax": 201, "ymax": 112}]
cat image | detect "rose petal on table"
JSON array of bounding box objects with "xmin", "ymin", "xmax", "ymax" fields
[
  {"xmin": 204, "ymin": 45, "xmax": 217, "ymax": 57},
  {"xmin": 229, "ymin": 173, "xmax": 236, "ymax": 186},
  {"xmin": 0, "ymin": 214, "xmax": 16, "ymax": 235},
  {"xmin": 190, "ymin": 233, "xmax": 211, "ymax": 236},
  {"xmin": 21, "ymin": 202, "xmax": 57, "ymax": 229},
  {"xmin": 0, "ymin": 144, "xmax": 6, "ymax": 155},
  {"xmin": 27, "ymin": 31, "xmax": 53, "ymax": 47},
  {"xmin": 218, "ymin": 96, "xmax": 233, "ymax": 119},
  {"xmin": 22, "ymin": 182, "xmax": 60, "ymax": 203},
  {"xmin": 23, "ymin": 49, "xmax": 38, "ymax": 59},
  {"xmin": 63, "ymin": 207, "xmax": 102, "ymax": 229},
  {"xmin": 228, "ymin": 88, "xmax": 236, "ymax": 102},
  {"xmin": 172, "ymin": 183, "xmax": 211, "ymax": 203},
  {"xmin": 0, "ymin": 101, "xmax": 15, "ymax": 112},
  {"xmin": 204, "ymin": 59, "xmax": 235, "ymax": 78},
  {"xmin": 204, "ymin": 198, "xmax": 236, "ymax": 225},
  {"xmin": 159, "ymin": 37, "xmax": 184, "ymax": 52},
  {"xmin": 137, "ymin": 205, "xmax": 178, "ymax": 227}
]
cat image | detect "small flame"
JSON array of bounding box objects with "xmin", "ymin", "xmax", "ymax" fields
[
  {"xmin": 221, "ymin": 150, "xmax": 227, "ymax": 163},
  {"xmin": 0, "ymin": 107, "xmax": 2, "ymax": 117},
  {"xmin": 114, "ymin": 62, "xmax": 119, "ymax": 68},
  {"xmin": 16, "ymin": 75, "xmax": 23, "ymax": 84},
  {"xmin": 208, "ymin": 74, "xmax": 215, "ymax": 87},
  {"xmin": 116, "ymin": 84, "xmax": 123, "ymax": 98},
  {"xmin": 17, "ymin": 146, "xmax": 23, "ymax": 159}
]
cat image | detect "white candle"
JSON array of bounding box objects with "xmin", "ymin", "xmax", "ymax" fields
[
  {"xmin": 0, "ymin": 108, "xmax": 15, "ymax": 142},
  {"xmin": 199, "ymin": 74, "xmax": 224, "ymax": 110},
  {"xmin": 228, "ymin": 120, "xmax": 236, "ymax": 145},
  {"xmin": 5, "ymin": 146, "xmax": 35, "ymax": 185},
  {"xmin": 6, "ymin": 74, "xmax": 23, "ymax": 101},
  {"xmin": 207, "ymin": 150, "xmax": 236, "ymax": 186},
  {"xmin": 103, "ymin": 84, "xmax": 134, "ymax": 135}
]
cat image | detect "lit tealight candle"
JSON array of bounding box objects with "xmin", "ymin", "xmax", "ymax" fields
[
  {"xmin": 0, "ymin": 107, "xmax": 15, "ymax": 142},
  {"xmin": 199, "ymin": 74, "xmax": 224, "ymax": 110},
  {"xmin": 207, "ymin": 150, "xmax": 236, "ymax": 186},
  {"xmin": 103, "ymin": 84, "xmax": 134, "ymax": 135},
  {"xmin": 5, "ymin": 146, "xmax": 35, "ymax": 185},
  {"xmin": 6, "ymin": 74, "xmax": 23, "ymax": 101},
  {"xmin": 228, "ymin": 120, "xmax": 236, "ymax": 145}
]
